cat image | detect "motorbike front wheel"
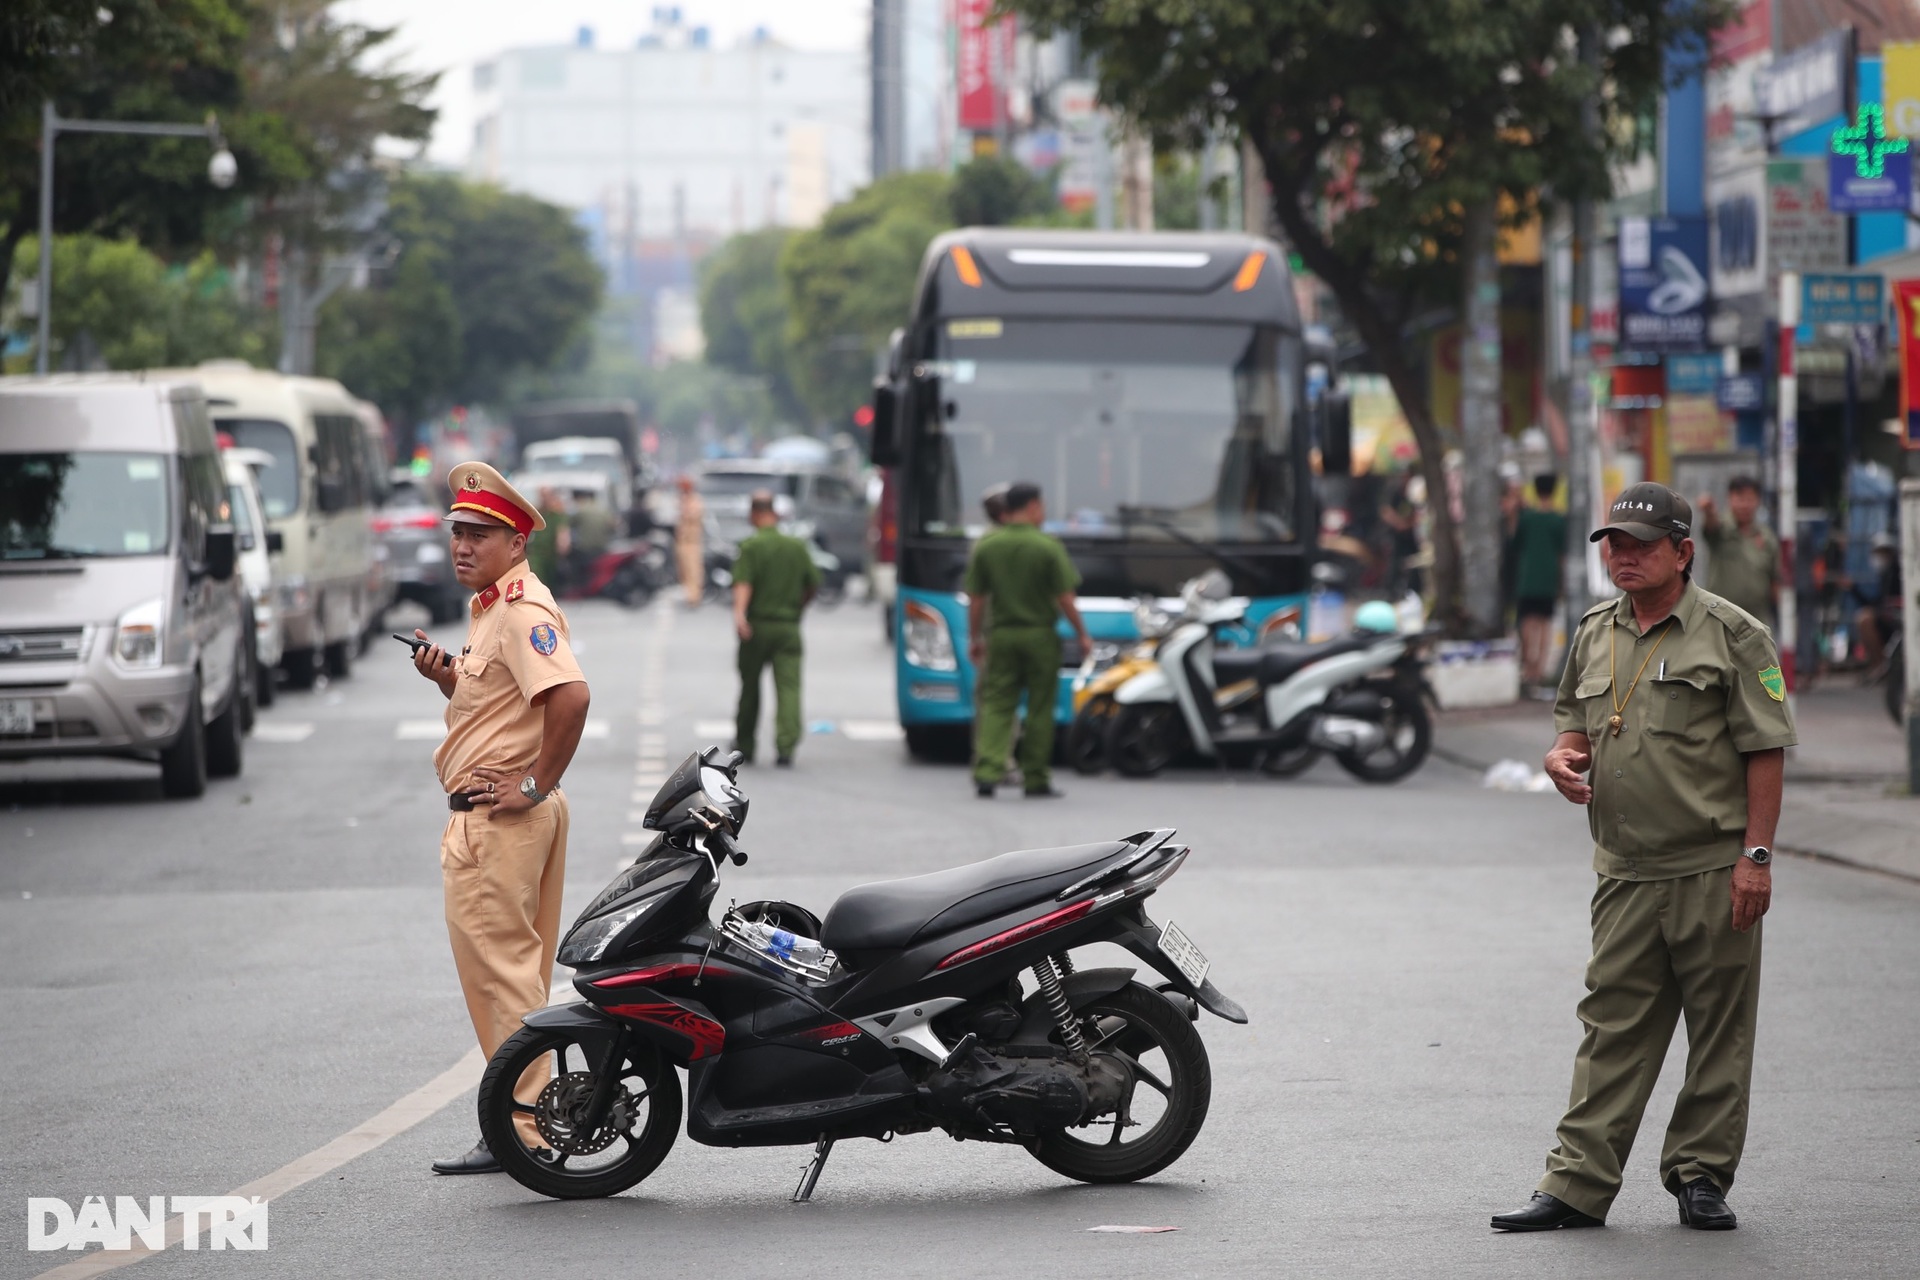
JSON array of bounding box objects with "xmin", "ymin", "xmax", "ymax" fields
[
  {"xmin": 1333, "ymin": 686, "xmax": 1431, "ymax": 784},
  {"xmin": 478, "ymin": 1023, "xmax": 682, "ymax": 1200},
  {"xmin": 1030, "ymin": 983, "xmax": 1212, "ymax": 1184},
  {"xmin": 1104, "ymin": 703, "xmax": 1185, "ymax": 777},
  {"xmin": 1066, "ymin": 696, "xmax": 1115, "ymax": 774}
]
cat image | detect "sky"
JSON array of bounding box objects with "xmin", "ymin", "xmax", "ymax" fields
[{"xmin": 334, "ymin": 0, "xmax": 871, "ymax": 166}]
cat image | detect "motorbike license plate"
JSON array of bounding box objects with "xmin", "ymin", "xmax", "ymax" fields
[
  {"xmin": 0, "ymin": 698, "xmax": 35, "ymax": 736},
  {"xmin": 1157, "ymin": 920, "xmax": 1210, "ymax": 989}
]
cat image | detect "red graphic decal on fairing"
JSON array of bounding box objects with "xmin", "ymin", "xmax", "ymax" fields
[{"xmin": 605, "ymin": 1002, "xmax": 727, "ymax": 1060}]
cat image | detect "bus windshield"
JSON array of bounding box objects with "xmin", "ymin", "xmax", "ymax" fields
[{"xmin": 906, "ymin": 320, "xmax": 1299, "ymax": 544}]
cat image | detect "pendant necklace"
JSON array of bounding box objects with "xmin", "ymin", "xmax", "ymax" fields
[{"xmin": 1609, "ymin": 617, "xmax": 1674, "ymax": 737}]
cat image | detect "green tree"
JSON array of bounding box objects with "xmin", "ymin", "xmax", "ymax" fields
[
  {"xmin": 948, "ymin": 154, "xmax": 1052, "ymax": 226},
  {"xmin": 319, "ymin": 174, "xmax": 603, "ymax": 426},
  {"xmin": 780, "ymin": 170, "xmax": 953, "ymax": 425},
  {"xmin": 1007, "ymin": 0, "xmax": 1729, "ymax": 630},
  {"xmin": 699, "ymin": 227, "xmax": 803, "ymax": 423}
]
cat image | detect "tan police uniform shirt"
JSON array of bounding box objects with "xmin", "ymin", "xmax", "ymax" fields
[
  {"xmin": 433, "ymin": 563, "xmax": 585, "ymax": 793},
  {"xmin": 1553, "ymin": 583, "xmax": 1797, "ymax": 881}
]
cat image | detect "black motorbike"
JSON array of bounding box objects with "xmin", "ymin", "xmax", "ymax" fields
[{"xmin": 478, "ymin": 747, "xmax": 1245, "ymax": 1201}]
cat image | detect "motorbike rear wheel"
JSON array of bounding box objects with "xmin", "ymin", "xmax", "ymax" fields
[
  {"xmin": 1333, "ymin": 685, "xmax": 1431, "ymax": 784},
  {"xmin": 1030, "ymin": 983, "xmax": 1211, "ymax": 1184},
  {"xmin": 1104, "ymin": 703, "xmax": 1185, "ymax": 777},
  {"xmin": 478, "ymin": 1024, "xmax": 682, "ymax": 1200},
  {"xmin": 1066, "ymin": 696, "xmax": 1115, "ymax": 774}
]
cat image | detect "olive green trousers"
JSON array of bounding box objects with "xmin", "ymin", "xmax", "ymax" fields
[
  {"xmin": 972, "ymin": 626, "xmax": 1060, "ymax": 790},
  {"xmin": 735, "ymin": 620, "xmax": 802, "ymax": 760},
  {"xmin": 1538, "ymin": 864, "xmax": 1762, "ymax": 1219}
]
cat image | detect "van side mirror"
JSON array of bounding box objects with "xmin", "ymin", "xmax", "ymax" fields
[
  {"xmin": 1319, "ymin": 393, "xmax": 1353, "ymax": 477},
  {"xmin": 205, "ymin": 526, "xmax": 237, "ymax": 582},
  {"xmin": 868, "ymin": 380, "xmax": 900, "ymax": 466},
  {"xmin": 266, "ymin": 529, "xmax": 284, "ymax": 554}
]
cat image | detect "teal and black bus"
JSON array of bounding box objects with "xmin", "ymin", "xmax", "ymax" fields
[{"xmin": 868, "ymin": 229, "xmax": 1342, "ymax": 759}]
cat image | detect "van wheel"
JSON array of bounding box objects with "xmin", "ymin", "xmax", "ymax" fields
[
  {"xmin": 255, "ymin": 654, "xmax": 278, "ymax": 708},
  {"xmin": 206, "ymin": 678, "xmax": 244, "ymax": 779},
  {"xmin": 324, "ymin": 639, "xmax": 353, "ymax": 679},
  {"xmin": 282, "ymin": 648, "xmax": 318, "ymax": 690},
  {"xmin": 237, "ymin": 644, "xmax": 258, "ymax": 735},
  {"xmin": 159, "ymin": 680, "xmax": 208, "ymax": 799}
]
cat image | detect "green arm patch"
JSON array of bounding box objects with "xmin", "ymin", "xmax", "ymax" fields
[{"xmin": 1758, "ymin": 665, "xmax": 1785, "ymax": 701}]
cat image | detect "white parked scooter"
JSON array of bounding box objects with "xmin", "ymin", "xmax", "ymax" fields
[{"xmin": 1103, "ymin": 572, "xmax": 1434, "ymax": 782}]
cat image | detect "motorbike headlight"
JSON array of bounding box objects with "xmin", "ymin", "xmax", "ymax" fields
[
  {"xmin": 112, "ymin": 598, "xmax": 165, "ymax": 669},
  {"xmin": 557, "ymin": 898, "xmax": 656, "ymax": 966},
  {"xmin": 903, "ymin": 599, "xmax": 956, "ymax": 671}
]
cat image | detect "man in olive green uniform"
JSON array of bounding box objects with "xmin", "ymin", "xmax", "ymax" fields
[
  {"xmin": 965, "ymin": 482, "xmax": 1091, "ymax": 798},
  {"xmin": 1697, "ymin": 475, "xmax": 1779, "ymax": 626},
  {"xmin": 1492, "ymin": 483, "xmax": 1795, "ymax": 1235},
  {"xmin": 731, "ymin": 490, "xmax": 819, "ymax": 766}
]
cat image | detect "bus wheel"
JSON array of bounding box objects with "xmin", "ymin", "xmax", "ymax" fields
[{"xmin": 904, "ymin": 724, "xmax": 968, "ymax": 763}]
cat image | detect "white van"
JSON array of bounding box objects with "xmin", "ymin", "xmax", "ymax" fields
[
  {"xmin": 0, "ymin": 375, "xmax": 250, "ymax": 797},
  {"xmin": 160, "ymin": 363, "xmax": 375, "ymax": 687}
]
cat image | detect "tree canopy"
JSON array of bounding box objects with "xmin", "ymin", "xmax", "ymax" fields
[{"xmin": 699, "ymin": 227, "xmax": 803, "ymax": 424}]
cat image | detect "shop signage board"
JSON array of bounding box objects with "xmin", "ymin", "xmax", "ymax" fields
[
  {"xmin": 1801, "ymin": 273, "xmax": 1886, "ymax": 325},
  {"xmin": 1717, "ymin": 372, "xmax": 1766, "ymax": 412},
  {"xmin": 1768, "ymin": 158, "xmax": 1847, "ymax": 288},
  {"xmin": 1828, "ymin": 104, "xmax": 1913, "ymax": 213},
  {"xmin": 956, "ymin": 0, "xmax": 1015, "ymax": 132},
  {"xmin": 1753, "ymin": 28, "xmax": 1852, "ymax": 146},
  {"xmin": 1895, "ymin": 280, "xmax": 1920, "ymax": 448},
  {"xmin": 1618, "ymin": 216, "xmax": 1711, "ymax": 352},
  {"xmin": 1884, "ymin": 41, "xmax": 1920, "ymax": 138}
]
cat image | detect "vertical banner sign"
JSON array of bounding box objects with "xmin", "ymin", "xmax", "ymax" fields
[
  {"xmin": 1885, "ymin": 42, "xmax": 1920, "ymax": 139},
  {"xmin": 955, "ymin": 0, "xmax": 1007, "ymax": 132},
  {"xmin": 1618, "ymin": 216, "xmax": 1711, "ymax": 352},
  {"xmin": 1895, "ymin": 280, "xmax": 1920, "ymax": 449}
]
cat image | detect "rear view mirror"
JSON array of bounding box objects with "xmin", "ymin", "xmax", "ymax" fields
[
  {"xmin": 868, "ymin": 380, "xmax": 900, "ymax": 466},
  {"xmin": 204, "ymin": 527, "xmax": 237, "ymax": 582},
  {"xmin": 1319, "ymin": 393, "xmax": 1353, "ymax": 477}
]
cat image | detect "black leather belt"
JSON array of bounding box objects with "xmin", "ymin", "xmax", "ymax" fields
[{"xmin": 448, "ymin": 792, "xmax": 476, "ymax": 811}]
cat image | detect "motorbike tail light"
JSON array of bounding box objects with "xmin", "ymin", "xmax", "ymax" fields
[
  {"xmin": 591, "ymin": 962, "xmax": 708, "ymax": 989},
  {"xmin": 935, "ymin": 899, "xmax": 1094, "ymax": 971}
]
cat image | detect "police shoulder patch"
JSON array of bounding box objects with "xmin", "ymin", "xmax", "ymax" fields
[
  {"xmin": 529, "ymin": 623, "xmax": 558, "ymax": 656},
  {"xmin": 1758, "ymin": 665, "xmax": 1785, "ymax": 701},
  {"xmin": 504, "ymin": 579, "xmax": 525, "ymax": 603}
]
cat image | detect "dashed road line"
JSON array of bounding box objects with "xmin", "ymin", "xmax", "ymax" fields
[{"xmin": 250, "ymin": 722, "xmax": 315, "ymax": 744}]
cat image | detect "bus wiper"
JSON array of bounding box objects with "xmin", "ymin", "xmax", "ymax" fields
[{"xmin": 1115, "ymin": 508, "xmax": 1269, "ymax": 584}]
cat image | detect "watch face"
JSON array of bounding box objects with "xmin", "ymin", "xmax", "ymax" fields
[
  {"xmin": 1746, "ymin": 847, "xmax": 1771, "ymax": 864},
  {"xmin": 520, "ymin": 776, "xmax": 539, "ymax": 798}
]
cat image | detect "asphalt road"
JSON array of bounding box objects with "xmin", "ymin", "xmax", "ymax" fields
[{"xmin": 3, "ymin": 595, "xmax": 1917, "ymax": 1279}]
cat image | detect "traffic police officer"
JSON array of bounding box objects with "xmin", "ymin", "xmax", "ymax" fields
[
  {"xmin": 965, "ymin": 481, "xmax": 1090, "ymax": 798},
  {"xmin": 1492, "ymin": 482, "xmax": 1795, "ymax": 1233},
  {"xmin": 411, "ymin": 462, "xmax": 591, "ymax": 1175},
  {"xmin": 731, "ymin": 489, "xmax": 819, "ymax": 766}
]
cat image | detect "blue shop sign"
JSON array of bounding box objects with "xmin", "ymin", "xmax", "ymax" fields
[
  {"xmin": 1618, "ymin": 216, "xmax": 1711, "ymax": 353},
  {"xmin": 1801, "ymin": 272, "xmax": 1885, "ymax": 325},
  {"xmin": 1666, "ymin": 353, "xmax": 1721, "ymax": 395},
  {"xmin": 1828, "ymin": 104, "xmax": 1912, "ymax": 213},
  {"xmin": 1716, "ymin": 373, "xmax": 1766, "ymax": 412}
]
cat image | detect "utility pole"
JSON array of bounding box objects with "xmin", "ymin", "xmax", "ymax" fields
[
  {"xmin": 1460, "ymin": 198, "xmax": 1504, "ymax": 634},
  {"xmin": 1563, "ymin": 26, "xmax": 1602, "ymax": 626},
  {"xmin": 1777, "ymin": 269, "xmax": 1800, "ymax": 692}
]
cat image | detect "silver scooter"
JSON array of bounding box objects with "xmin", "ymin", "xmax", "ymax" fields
[{"xmin": 1103, "ymin": 572, "xmax": 1434, "ymax": 782}]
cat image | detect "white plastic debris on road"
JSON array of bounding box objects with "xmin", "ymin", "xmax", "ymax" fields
[
  {"xmin": 1483, "ymin": 758, "xmax": 1554, "ymax": 793},
  {"xmin": 1086, "ymin": 1225, "xmax": 1180, "ymax": 1233}
]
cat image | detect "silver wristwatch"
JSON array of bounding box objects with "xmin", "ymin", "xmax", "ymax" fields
[
  {"xmin": 1740, "ymin": 845, "xmax": 1772, "ymax": 866},
  {"xmin": 519, "ymin": 774, "xmax": 548, "ymax": 804}
]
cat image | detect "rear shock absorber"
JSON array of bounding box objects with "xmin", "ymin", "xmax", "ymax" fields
[{"xmin": 1031, "ymin": 956, "xmax": 1088, "ymax": 1059}]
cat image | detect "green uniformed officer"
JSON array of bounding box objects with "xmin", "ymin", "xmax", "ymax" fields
[
  {"xmin": 731, "ymin": 489, "xmax": 820, "ymax": 766},
  {"xmin": 1696, "ymin": 475, "xmax": 1780, "ymax": 625},
  {"xmin": 1492, "ymin": 482, "xmax": 1796, "ymax": 1235},
  {"xmin": 965, "ymin": 481, "xmax": 1091, "ymax": 798}
]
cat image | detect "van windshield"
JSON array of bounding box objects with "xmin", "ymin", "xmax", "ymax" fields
[
  {"xmin": 0, "ymin": 452, "xmax": 172, "ymax": 559},
  {"xmin": 219, "ymin": 418, "xmax": 298, "ymax": 517}
]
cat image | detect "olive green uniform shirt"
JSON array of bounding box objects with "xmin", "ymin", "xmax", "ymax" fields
[
  {"xmin": 1553, "ymin": 583, "xmax": 1797, "ymax": 881},
  {"xmin": 963, "ymin": 523, "xmax": 1080, "ymax": 631},
  {"xmin": 731, "ymin": 526, "xmax": 820, "ymax": 622},
  {"xmin": 1702, "ymin": 519, "xmax": 1780, "ymax": 622}
]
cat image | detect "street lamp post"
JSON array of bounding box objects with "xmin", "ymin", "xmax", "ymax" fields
[{"xmin": 35, "ymin": 100, "xmax": 236, "ymax": 374}]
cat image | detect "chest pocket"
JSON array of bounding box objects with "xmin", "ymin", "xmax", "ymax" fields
[
  {"xmin": 449, "ymin": 651, "xmax": 492, "ymax": 720},
  {"xmin": 1573, "ymin": 672, "xmax": 1612, "ymax": 735},
  {"xmin": 1647, "ymin": 669, "xmax": 1719, "ymax": 740}
]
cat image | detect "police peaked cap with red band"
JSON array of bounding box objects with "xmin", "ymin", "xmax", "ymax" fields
[{"xmin": 445, "ymin": 461, "xmax": 546, "ymax": 535}]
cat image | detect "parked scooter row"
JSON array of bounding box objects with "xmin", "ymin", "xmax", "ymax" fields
[{"xmin": 1069, "ymin": 572, "xmax": 1436, "ymax": 784}]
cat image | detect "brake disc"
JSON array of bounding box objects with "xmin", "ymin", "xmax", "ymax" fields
[{"xmin": 535, "ymin": 1071, "xmax": 641, "ymax": 1155}]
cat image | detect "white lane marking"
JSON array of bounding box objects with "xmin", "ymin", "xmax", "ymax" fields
[
  {"xmin": 620, "ymin": 832, "xmax": 655, "ymax": 846},
  {"xmin": 580, "ymin": 721, "xmax": 610, "ymax": 740},
  {"xmin": 692, "ymin": 719, "xmax": 733, "ymax": 739},
  {"xmin": 250, "ymin": 722, "xmax": 315, "ymax": 744},
  {"xmin": 31, "ymin": 1048, "xmax": 484, "ymax": 1280},
  {"xmin": 842, "ymin": 719, "xmax": 905, "ymax": 742},
  {"xmin": 396, "ymin": 719, "xmax": 607, "ymax": 741}
]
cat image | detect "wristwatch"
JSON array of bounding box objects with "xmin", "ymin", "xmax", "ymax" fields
[
  {"xmin": 1740, "ymin": 845, "xmax": 1772, "ymax": 866},
  {"xmin": 519, "ymin": 774, "xmax": 549, "ymax": 805}
]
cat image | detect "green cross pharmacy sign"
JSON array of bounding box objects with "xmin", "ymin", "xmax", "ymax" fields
[{"xmin": 1829, "ymin": 103, "xmax": 1912, "ymax": 213}]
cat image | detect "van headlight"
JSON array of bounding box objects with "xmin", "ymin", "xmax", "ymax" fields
[
  {"xmin": 113, "ymin": 598, "xmax": 165, "ymax": 668},
  {"xmin": 903, "ymin": 599, "xmax": 957, "ymax": 671}
]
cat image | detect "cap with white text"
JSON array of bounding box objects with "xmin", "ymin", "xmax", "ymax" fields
[{"xmin": 1590, "ymin": 481, "xmax": 1691, "ymax": 544}]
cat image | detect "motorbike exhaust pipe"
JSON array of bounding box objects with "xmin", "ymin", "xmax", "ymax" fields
[{"xmin": 1308, "ymin": 715, "xmax": 1387, "ymax": 754}]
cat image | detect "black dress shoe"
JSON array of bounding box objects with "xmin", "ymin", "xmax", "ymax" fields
[
  {"xmin": 431, "ymin": 1139, "xmax": 501, "ymax": 1175},
  {"xmin": 1023, "ymin": 785, "xmax": 1065, "ymax": 799},
  {"xmin": 975, "ymin": 782, "xmax": 995, "ymax": 798},
  {"xmin": 1490, "ymin": 1192, "xmax": 1603, "ymax": 1232},
  {"xmin": 775, "ymin": 755, "xmax": 793, "ymax": 767},
  {"xmin": 1674, "ymin": 1177, "xmax": 1737, "ymax": 1230}
]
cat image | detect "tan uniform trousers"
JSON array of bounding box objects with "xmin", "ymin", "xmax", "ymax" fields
[
  {"xmin": 1538, "ymin": 864, "xmax": 1762, "ymax": 1219},
  {"xmin": 441, "ymin": 790, "xmax": 569, "ymax": 1146},
  {"xmin": 676, "ymin": 535, "xmax": 703, "ymax": 606}
]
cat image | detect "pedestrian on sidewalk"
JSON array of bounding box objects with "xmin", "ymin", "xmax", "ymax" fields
[
  {"xmin": 674, "ymin": 474, "xmax": 706, "ymax": 607},
  {"xmin": 1492, "ymin": 481, "xmax": 1795, "ymax": 1235},
  {"xmin": 412, "ymin": 462, "xmax": 591, "ymax": 1176},
  {"xmin": 1697, "ymin": 476, "xmax": 1779, "ymax": 628},
  {"xmin": 731, "ymin": 489, "xmax": 820, "ymax": 767},
  {"xmin": 966, "ymin": 482, "xmax": 1090, "ymax": 799},
  {"xmin": 1509, "ymin": 474, "xmax": 1567, "ymax": 689}
]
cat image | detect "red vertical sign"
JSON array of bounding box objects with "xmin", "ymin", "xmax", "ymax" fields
[
  {"xmin": 956, "ymin": 0, "xmax": 1009, "ymax": 131},
  {"xmin": 1896, "ymin": 279, "xmax": 1920, "ymax": 448}
]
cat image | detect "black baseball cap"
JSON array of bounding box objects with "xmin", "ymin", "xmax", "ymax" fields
[{"xmin": 1590, "ymin": 482, "xmax": 1692, "ymax": 543}]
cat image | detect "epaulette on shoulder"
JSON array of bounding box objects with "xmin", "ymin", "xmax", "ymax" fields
[
  {"xmin": 1576, "ymin": 597, "xmax": 1616, "ymax": 627},
  {"xmin": 1698, "ymin": 591, "xmax": 1760, "ymax": 641}
]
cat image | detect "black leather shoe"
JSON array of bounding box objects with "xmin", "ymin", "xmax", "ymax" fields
[
  {"xmin": 431, "ymin": 1139, "xmax": 501, "ymax": 1175},
  {"xmin": 975, "ymin": 782, "xmax": 994, "ymax": 798},
  {"xmin": 1674, "ymin": 1178, "xmax": 1737, "ymax": 1230},
  {"xmin": 1023, "ymin": 785, "xmax": 1065, "ymax": 799},
  {"xmin": 775, "ymin": 755, "xmax": 793, "ymax": 767},
  {"xmin": 1490, "ymin": 1192, "xmax": 1603, "ymax": 1232}
]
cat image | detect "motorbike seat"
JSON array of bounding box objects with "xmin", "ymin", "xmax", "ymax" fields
[
  {"xmin": 1211, "ymin": 634, "xmax": 1381, "ymax": 687},
  {"xmin": 821, "ymin": 840, "xmax": 1130, "ymax": 955}
]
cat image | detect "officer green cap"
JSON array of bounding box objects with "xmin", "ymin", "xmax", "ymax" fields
[{"xmin": 1590, "ymin": 481, "xmax": 1692, "ymax": 543}]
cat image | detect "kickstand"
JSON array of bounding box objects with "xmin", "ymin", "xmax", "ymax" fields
[{"xmin": 791, "ymin": 1134, "xmax": 834, "ymax": 1203}]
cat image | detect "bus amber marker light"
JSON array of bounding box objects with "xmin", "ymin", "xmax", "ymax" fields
[
  {"xmin": 1232, "ymin": 251, "xmax": 1266, "ymax": 292},
  {"xmin": 950, "ymin": 245, "xmax": 983, "ymax": 287}
]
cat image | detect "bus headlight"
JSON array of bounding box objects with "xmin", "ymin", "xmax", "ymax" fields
[{"xmin": 903, "ymin": 599, "xmax": 957, "ymax": 671}]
